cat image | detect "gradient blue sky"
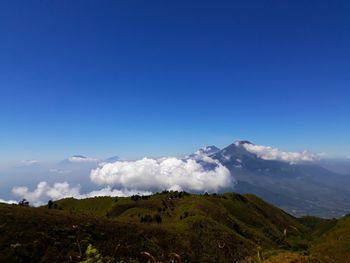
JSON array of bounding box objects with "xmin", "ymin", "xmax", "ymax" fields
[{"xmin": 1, "ymin": 0, "xmax": 350, "ymax": 163}]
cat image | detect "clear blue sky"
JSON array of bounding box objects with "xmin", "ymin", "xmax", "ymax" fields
[{"xmin": 0, "ymin": 0, "xmax": 349, "ymax": 162}]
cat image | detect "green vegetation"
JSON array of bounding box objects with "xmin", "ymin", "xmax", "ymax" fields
[
  {"xmin": 0, "ymin": 191, "xmax": 349, "ymax": 262},
  {"xmin": 308, "ymin": 215, "xmax": 350, "ymax": 262}
]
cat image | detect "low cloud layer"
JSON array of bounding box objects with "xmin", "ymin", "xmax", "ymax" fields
[
  {"xmin": 90, "ymin": 157, "xmax": 232, "ymax": 192},
  {"xmin": 5, "ymin": 153, "xmax": 233, "ymax": 206},
  {"xmin": 242, "ymin": 143, "xmax": 319, "ymax": 164},
  {"xmin": 0, "ymin": 198, "xmax": 17, "ymax": 205},
  {"xmin": 12, "ymin": 181, "xmax": 151, "ymax": 206},
  {"xmin": 12, "ymin": 182, "xmax": 80, "ymax": 206}
]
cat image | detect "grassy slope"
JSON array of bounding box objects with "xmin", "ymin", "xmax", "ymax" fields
[
  {"xmin": 0, "ymin": 192, "xmax": 348, "ymax": 262},
  {"xmin": 308, "ymin": 215, "xmax": 350, "ymax": 263}
]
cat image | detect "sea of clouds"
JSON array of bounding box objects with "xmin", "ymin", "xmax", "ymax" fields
[
  {"xmin": 0, "ymin": 141, "xmax": 322, "ymax": 206},
  {"xmin": 6, "ymin": 156, "xmax": 232, "ymax": 206}
]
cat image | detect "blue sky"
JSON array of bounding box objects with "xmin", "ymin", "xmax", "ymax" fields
[{"xmin": 1, "ymin": 0, "xmax": 350, "ymax": 163}]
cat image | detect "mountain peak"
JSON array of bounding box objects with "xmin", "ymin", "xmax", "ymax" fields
[
  {"xmin": 234, "ymin": 140, "xmax": 253, "ymax": 146},
  {"xmin": 67, "ymin": 155, "xmax": 99, "ymax": 163},
  {"xmin": 71, "ymin": 155, "xmax": 87, "ymax": 159},
  {"xmin": 194, "ymin": 145, "xmax": 220, "ymax": 156}
]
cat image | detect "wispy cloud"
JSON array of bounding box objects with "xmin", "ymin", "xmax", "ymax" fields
[
  {"xmin": 68, "ymin": 156, "xmax": 99, "ymax": 163},
  {"xmin": 242, "ymin": 143, "xmax": 319, "ymax": 164},
  {"xmin": 21, "ymin": 160, "xmax": 39, "ymax": 165},
  {"xmin": 49, "ymin": 168, "xmax": 72, "ymax": 174}
]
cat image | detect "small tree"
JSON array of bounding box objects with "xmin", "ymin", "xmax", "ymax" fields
[
  {"xmin": 19, "ymin": 199, "xmax": 29, "ymax": 206},
  {"xmin": 47, "ymin": 200, "xmax": 53, "ymax": 209}
]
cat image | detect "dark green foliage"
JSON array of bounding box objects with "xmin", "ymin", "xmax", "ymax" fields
[
  {"xmin": 47, "ymin": 200, "xmax": 53, "ymax": 209},
  {"xmin": 139, "ymin": 214, "xmax": 162, "ymax": 224},
  {"xmin": 140, "ymin": 214, "xmax": 153, "ymax": 223},
  {"xmin": 159, "ymin": 190, "xmax": 189, "ymax": 199},
  {"xmin": 180, "ymin": 211, "xmax": 189, "ymax": 220},
  {"xmin": 130, "ymin": 195, "xmax": 150, "ymax": 201},
  {"xmin": 130, "ymin": 195, "xmax": 141, "ymax": 201},
  {"xmin": 154, "ymin": 214, "xmax": 162, "ymax": 224}
]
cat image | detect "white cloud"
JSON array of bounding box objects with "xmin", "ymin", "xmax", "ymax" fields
[
  {"xmin": 46, "ymin": 182, "xmax": 81, "ymax": 200},
  {"xmin": 242, "ymin": 143, "xmax": 319, "ymax": 164},
  {"xmin": 12, "ymin": 181, "xmax": 80, "ymax": 206},
  {"xmin": 11, "ymin": 181, "xmax": 151, "ymax": 206},
  {"xmin": 21, "ymin": 160, "xmax": 39, "ymax": 165},
  {"xmin": 90, "ymin": 157, "xmax": 233, "ymax": 192}
]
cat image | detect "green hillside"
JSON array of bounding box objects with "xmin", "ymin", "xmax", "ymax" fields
[
  {"xmin": 308, "ymin": 215, "xmax": 350, "ymax": 262},
  {"xmin": 0, "ymin": 191, "xmax": 349, "ymax": 262}
]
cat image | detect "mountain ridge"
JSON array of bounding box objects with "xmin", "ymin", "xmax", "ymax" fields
[{"xmin": 197, "ymin": 140, "xmax": 350, "ymax": 217}]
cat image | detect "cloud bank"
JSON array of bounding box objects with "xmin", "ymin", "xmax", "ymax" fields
[
  {"xmin": 90, "ymin": 157, "xmax": 232, "ymax": 192},
  {"xmin": 242, "ymin": 143, "xmax": 319, "ymax": 164},
  {"xmin": 12, "ymin": 182, "xmax": 81, "ymax": 206},
  {"xmin": 9, "ymin": 156, "xmax": 232, "ymax": 206},
  {"xmin": 12, "ymin": 181, "xmax": 151, "ymax": 206}
]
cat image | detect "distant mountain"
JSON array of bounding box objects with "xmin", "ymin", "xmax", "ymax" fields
[
  {"xmin": 103, "ymin": 156, "xmax": 120, "ymax": 163},
  {"xmin": 207, "ymin": 140, "xmax": 350, "ymax": 218},
  {"xmin": 193, "ymin": 145, "xmax": 220, "ymax": 156},
  {"xmin": 68, "ymin": 155, "xmax": 99, "ymax": 163},
  {"xmin": 60, "ymin": 155, "xmax": 121, "ymax": 165},
  {"xmin": 317, "ymin": 158, "xmax": 350, "ymax": 175},
  {"xmin": 188, "ymin": 145, "xmax": 220, "ymax": 162}
]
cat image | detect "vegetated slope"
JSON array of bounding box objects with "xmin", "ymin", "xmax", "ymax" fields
[
  {"xmin": 0, "ymin": 192, "xmax": 347, "ymax": 263},
  {"xmin": 308, "ymin": 214, "xmax": 350, "ymax": 263}
]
